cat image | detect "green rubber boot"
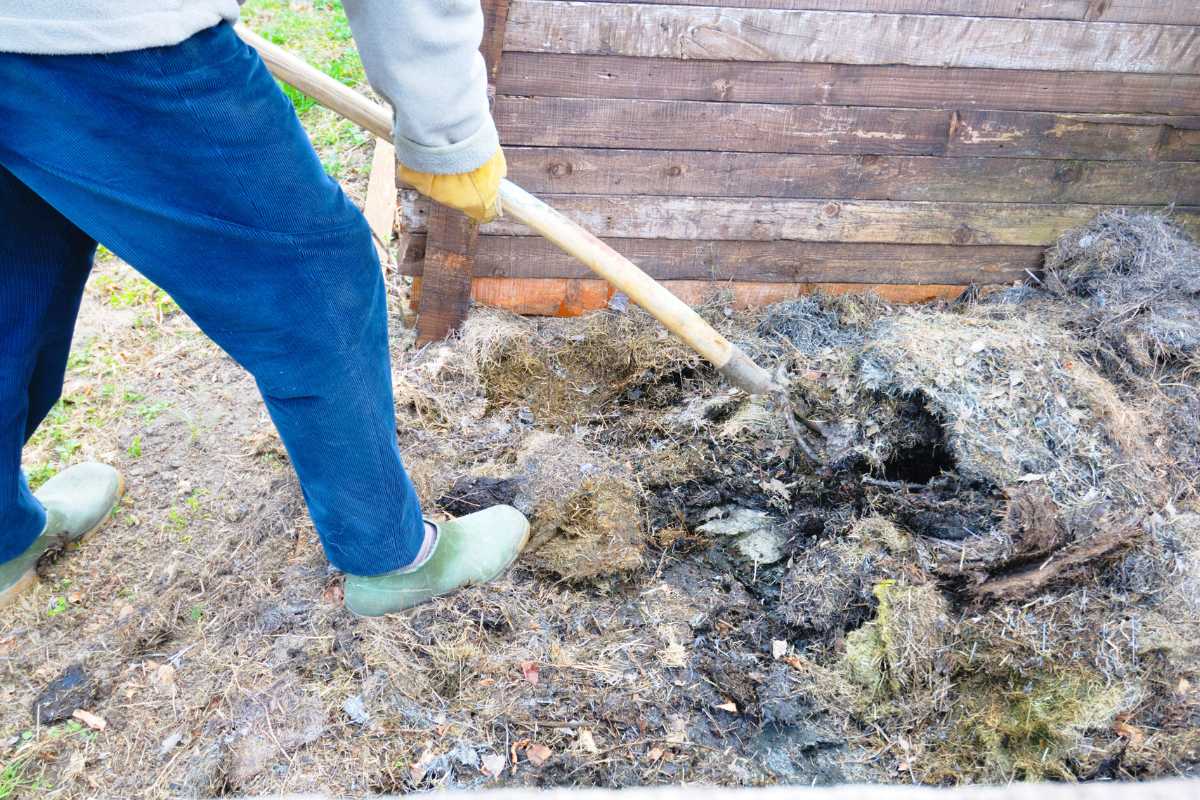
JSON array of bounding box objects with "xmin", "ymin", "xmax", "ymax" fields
[
  {"xmin": 344, "ymin": 505, "xmax": 530, "ymax": 617},
  {"xmin": 0, "ymin": 463, "xmax": 124, "ymax": 608}
]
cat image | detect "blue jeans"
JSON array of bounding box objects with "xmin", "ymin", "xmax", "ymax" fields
[{"xmin": 0, "ymin": 22, "xmax": 424, "ymax": 575}]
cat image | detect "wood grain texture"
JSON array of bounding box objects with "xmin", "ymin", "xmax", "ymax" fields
[
  {"xmin": 494, "ymin": 97, "xmax": 1200, "ymax": 160},
  {"xmin": 504, "ymin": 148, "xmax": 1200, "ymax": 204},
  {"xmin": 414, "ymin": 208, "xmax": 479, "ymax": 345},
  {"xmin": 581, "ymin": 0, "xmax": 1089, "ymax": 19},
  {"xmin": 400, "ymin": 236, "xmax": 1042, "ymax": 283},
  {"xmin": 400, "ymin": 193, "xmax": 1200, "ymax": 246},
  {"xmin": 504, "ymin": 1, "xmax": 1200, "ymax": 74},
  {"xmin": 363, "ymin": 138, "xmax": 397, "ymax": 269},
  {"xmin": 469, "ymin": 277, "xmax": 967, "ymax": 315},
  {"xmin": 947, "ymin": 109, "xmax": 1200, "ymax": 160},
  {"xmin": 585, "ymin": 0, "xmax": 1200, "ymax": 23},
  {"xmin": 494, "ymin": 96, "xmax": 948, "ymax": 156},
  {"xmin": 497, "ymin": 53, "xmax": 1200, "ymax": 115},
  {"xmin": 1086, "ymin": 0, "xmax": 1200, "ymax": 25}
]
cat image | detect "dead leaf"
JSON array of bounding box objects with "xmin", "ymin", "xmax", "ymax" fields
[
  {"xmin": 526, "ymin": 742, "xmax": 552, "ymax": 766},
  {"xmin": 714, "ymin": 701, "xmax": 738, "ymax": 714},
  {"xmin": 1114, "ymin": 719, "xmax": 1145, "ymax": 748},
  {"xmin": 519, "ymin": 660, "xmax": 539, "ymax": 685},
  {"xmin": 577, "ymin": 728, "xmax": 599, "ymax": 754},
  {"xmin": 781, "ymin": 654, "xmax": 806, "ymax": 670},
  {"xmin": 646, "ymin": 746, "xmax": 665, "ymax": 761},
  {"xmin": 66, "ymin": 590, "xmax": 83, "ymax": 604},
  {"xmin": 480, "ymin": 753, "xmax": 507, "ymax": 777},
  {"xmin": 478, "ymin": 677, "xmax": 496, "ymax": 688},
  {"xmin": 72, "ymin": 709, "xmax": 107, "ymax": 731}
]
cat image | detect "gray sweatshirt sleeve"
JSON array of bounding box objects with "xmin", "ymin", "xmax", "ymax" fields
[{"xmin": 343, "ymin": 0, "xmax": 499, "ymax": 175}]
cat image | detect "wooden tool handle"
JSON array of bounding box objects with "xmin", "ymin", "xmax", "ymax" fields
[{"xmin": 235, "ymin": 24, "xmax": 778, "ymax": 395}]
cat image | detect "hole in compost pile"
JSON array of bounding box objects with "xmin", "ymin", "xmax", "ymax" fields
[{"xmin": 881, "ymin": 393, "xmax": 956, "ymax": 484}]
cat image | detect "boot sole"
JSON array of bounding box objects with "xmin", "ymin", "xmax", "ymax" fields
[{"xmin": 0, "ymin": 472, "xmax": 125, "ymax": 610}]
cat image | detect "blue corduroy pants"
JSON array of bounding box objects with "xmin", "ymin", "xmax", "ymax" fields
[{"xmin": 0, "ymin": 22, "xmax": 425, "ymax": 576}]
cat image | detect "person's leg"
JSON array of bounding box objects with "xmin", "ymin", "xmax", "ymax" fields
[
  {"xmin": 0, "ymin": 165, "xmax": 97, "ymax": 563},
  {"xmin": 0, "ymin": 22, "xmax": 424, "ymax": 575}
]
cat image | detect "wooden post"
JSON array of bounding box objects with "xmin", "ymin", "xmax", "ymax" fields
[{"xmin": 415, "ymin": 0, "xmax": 511, "ymax": 345}]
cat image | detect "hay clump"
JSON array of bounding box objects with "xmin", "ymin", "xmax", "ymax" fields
[
  {"xmin": 458, "ymin": 306, "xmax": 704, "ymax": 426},
  {"xmin": 1043, "ymin": 210, "xmax": 1200, "ymax": 366},
  {"xmin": 841, "ymin": 580, "xmax": 952, "ymax": 704}
]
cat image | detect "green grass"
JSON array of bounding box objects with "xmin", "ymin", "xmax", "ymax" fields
[
  {"xmin": 0, "ymin": 754, "xmax": 37, "ymax": 799},
  {"xmin": 241, "ymin": 0, "xmax": 371, "ymax": 169}
]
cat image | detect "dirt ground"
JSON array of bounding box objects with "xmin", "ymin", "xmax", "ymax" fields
[{"xmin": 3, "ymin": 209, "xmax": 1199, "ymax": 797}]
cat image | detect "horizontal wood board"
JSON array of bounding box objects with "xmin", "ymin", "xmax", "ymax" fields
[
  {"xmin": 503, "ymin": 148, "xmax": 1200, "ymax": 204},
  {"xmin": 467, "ymin": 278, "xmax": 968, "ymax": 316},
  {"xmin": 497, "ymin": 54, "xmax": 1200, "ymax": 115},
  {"xmin": 494, "ymin": 97, "xmax": 1200, "ymax": 161},
  {"xmin": 402, "ymin": 193, "xmax": 1200, "ymax": 246},
  {"xmin": 579, "ymin": 0, "xmax": 1200, "ymax": 25},
  {"xmin": 505, "ymin": 1, "xmax": 1200, "ymax": 73},
  {"xmin": 400, "ymin": 236, "xmax": 1042, "ymax": 283}
]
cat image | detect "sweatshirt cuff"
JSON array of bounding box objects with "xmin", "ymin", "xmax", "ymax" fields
[{"xmin": 393, "ymin": 116, "xmax": 500, "ymax": 176}]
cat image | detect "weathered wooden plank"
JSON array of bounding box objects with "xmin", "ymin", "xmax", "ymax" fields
[
  {"xmin": 504, "ymin": 148, "xmax": 1200, "ymax": 204},
  {"xmin": 947, "ymin": 109, "xmax": 1200, "ymax": 160},
  {"xmin": 1161, "ymin": 127, "xmax": 1200, "ymax": 162},
  {"xmin": 415, "ymin": 0, "xmax": 511, "ymax": 342},
  {"xmin": 401, "ymin": 193, "xmax": 1200, "ymax": 246},
  {"xmin": 470, "ymin": 277, "xmax": 967, "ymax": 316},
  {"xmin": 497, "ymin": 54, "xmax": 1200, "ymax": 115},
  {"xmin": 414, "ymin": 205, "xmax": 479, "ymax": 345},
  {"xmin": 582, "ymin": 0, "xmax": 1089, "ymax": 19},
  {"xmin": 496, "ymin": 97, "xmax": 1200, "ymax": 160},
  {"xmin": 494, "ymin": 96, "xmax": 948, "ymax": 156},
  {"xmin": 505, "ymin": 1, "xmax": 1200, "ymax": 74},
  {"xmin": 400, "ymin": 236, "xmax": 1042, "ymax": 283},
  {"xmin": 1086, "ymin": 0, "xmax": 1200, "ymax": 25},
  {"xmin": 364, "ymin": 138, "xmax": 397, "ymax": 269}
]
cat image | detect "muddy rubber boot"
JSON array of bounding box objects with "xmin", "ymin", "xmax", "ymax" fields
[
  {"xmin": 343, "ymin": 505, "xmax": 530, "ymax": 617},
  {"xmin": 0, "ymin": 463, "xmax": 124, "ymax": 608}
]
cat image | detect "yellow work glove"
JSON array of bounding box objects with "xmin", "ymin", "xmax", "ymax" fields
[{"xmin": 399, "ymin": 148, "xmax": 506, "ymax": 224}]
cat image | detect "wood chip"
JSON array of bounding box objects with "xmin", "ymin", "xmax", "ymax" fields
[
  {"xmin": 526, "ymin": 742, "xmax": 552, "ymax": 766},
  {"xmin": 72, "ymin": 709, "xmax": 107, "ymax": 731},
  {"xmin": 714, "ymin": 701, "xmax": 738, "ymax": 713},
  {"xmin": 519, "ymin": 660, "xmax": 540, "ymax": 685},
  {"xmin": 577, "ymin": 728, "xmax": 599, "ymax": 754}
]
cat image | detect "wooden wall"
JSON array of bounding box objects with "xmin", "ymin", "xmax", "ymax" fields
[{"xmin": 406, "ymin": 0, "xmax": 1200, "ymax": 321}]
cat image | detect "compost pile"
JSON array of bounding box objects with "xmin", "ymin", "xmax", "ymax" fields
[
  {"xmin": 11, "ymin": 213, "xmax": 1198, "ymax": 797},
  {"xmin": 385, "ymin": 211, "xmax": 1200, "ymax": 787}
]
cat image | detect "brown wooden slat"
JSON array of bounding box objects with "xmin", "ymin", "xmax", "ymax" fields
[
  {"xmin": 504, "ymin": 148, "xmax": 1200, "ymax": 204},
  {"xmin": 497, "ymin": 54, "xmax": 1200, "ymax": 116},
  {"xmin": 947, "ymin": 109, "xmax": 1200, "ymax": 160},
  {"xmin": 582, "ymin": 0, "xmax": 1089, "ymax": 19},
  {"xmin": 400, "ymin": 193, "xmax": 1200, "ymax": 246},
  {"xmin": 414, "ymin": 204, "xmax": 479, "ymax": 344},
  {"xmin": 495, "ymin": 97, "xmax": 948, "ymax": 156},
  {"xmin": 469, "ymin": 277, "xmax": 966, "ymax": 315},
  {"xmin": 400, "ymin": 236, "xmax": 1042, "ymax": 283},
  {"xmin": 495, "ymin": 97, "xmax": 1200, "ymax": 160},
  {"xmin": 505, "ymin": 1, "xmax": 1200, "ymax": 74},
  {"xmin": 1086, "ymin": 0, "xmax": 1200, "ymax": 25},
  {"xmin": 415, "ymin": 0, "xmax": 511, "ymax": 343}
]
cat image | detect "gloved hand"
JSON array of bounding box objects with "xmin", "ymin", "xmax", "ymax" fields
[{"xmin": 400, "ymin": 148, "xmax": 506, "ymax": 224}]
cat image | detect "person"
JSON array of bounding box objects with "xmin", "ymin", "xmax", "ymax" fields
[{"xmin": 0, "ymin": 1, "xmax": 529, "ymax": 616}]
